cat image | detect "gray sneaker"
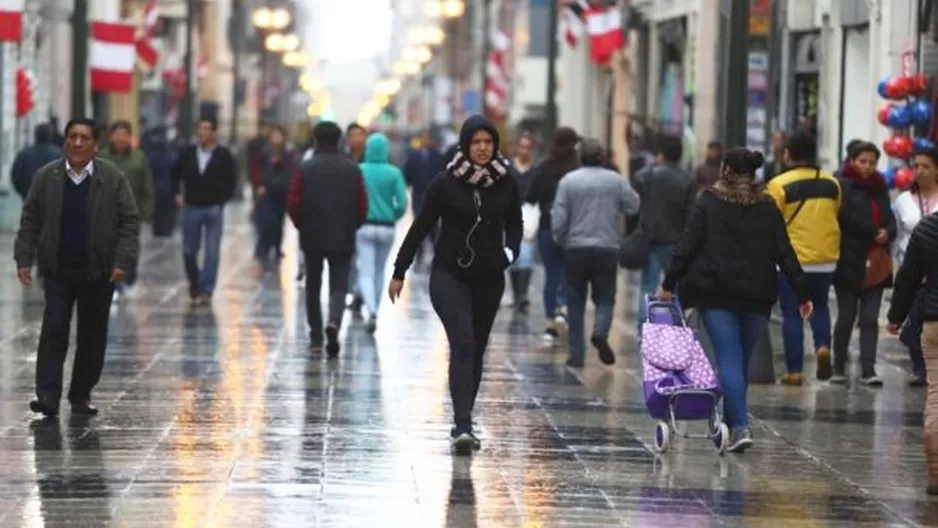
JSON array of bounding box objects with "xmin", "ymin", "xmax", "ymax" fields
[
  {"xmin": 829, "ymin": 373, "xmax": 848, "ymax": 385},
  {"xmin": 859, "ymin": 374, "xmax": 884, "ymax": 387},
  {"xmin": 728, "ymin": 427, "xmax": 753, "ymax": 453}
]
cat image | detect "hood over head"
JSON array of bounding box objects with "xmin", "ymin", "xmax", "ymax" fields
[
  {"xmin": 364, "ymin": 132, "xmax": 391, "ymax": 163},
  {"xmin": 458, "ymin": 114, "xmax": 500, "ymax": 157}
]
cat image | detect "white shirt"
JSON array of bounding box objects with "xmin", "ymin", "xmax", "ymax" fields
[
  {"xmin": 65, "ymin": 159, "xmax": 93, "ymax": 185},
  {"xmin": 894, "ymin": 190, "xmax": 938, "ymax": 265},
  {"xmin": 196, "ymin": 144, "xmax": 215, "ymax": 174}
]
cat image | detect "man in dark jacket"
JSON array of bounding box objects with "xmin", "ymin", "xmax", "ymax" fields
[
  {"xmin": 632, "ymin": 134, "xmax": 697, "ymax": 332},
  {"xmin": 288, "ymin": 121, "xmax": 367, "ymax": 357},
  {"xmin": 888, "ymin": 211, "xmax": 938, "ymax": 491},
  {"xmin": 11, "ymin": 124, "xmax": 63, "ymax": 200},
  {"xmin": 141, "ymin": 127, "xmax": 177, "ymax": 237},
  {"xmin": 402, "ymin": 130, "xmax": 445, "ymax": 267},
  {"xmin": 14, "ymin": 118, "xmax": 140, "ymax": 418},
  {"xmin": 172, "ymin": 118, "xmax": 237, "ymax": 305}
]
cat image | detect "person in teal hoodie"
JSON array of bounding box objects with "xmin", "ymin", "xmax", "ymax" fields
[{"xmin": 357, "ymin": 132, "xmax": 409, "ymax": 331}]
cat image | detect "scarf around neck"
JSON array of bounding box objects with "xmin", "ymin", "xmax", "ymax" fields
[{"xmin": 446, "ymin": 148, "xmax": 511, "ymax": 188}]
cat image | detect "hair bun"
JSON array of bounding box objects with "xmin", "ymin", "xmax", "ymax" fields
[{"xmin": 745, "ymin": 150, "xmax": 765, "ymax": 172}]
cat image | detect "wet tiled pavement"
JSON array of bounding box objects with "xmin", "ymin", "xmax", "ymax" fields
[{"xmin": 1, "ymin": 203, "xmax": 938, "ymax": 527}]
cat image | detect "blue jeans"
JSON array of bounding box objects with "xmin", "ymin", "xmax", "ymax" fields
[
  {"xmin": 565, "ymin": 248, "xmax": 618, "ymax": 363},
  {"xmin": 637, "ymin": 244, "xmax": 674, "ymax": 332},
  {"xmin": 182, "ymin": 205, "xmax": 224, "ymax": 297},
  {"xmin": 701, "ymin": 309, "xmax": 768, "ymax": 429},
  {"xmin": 537, "ymin": 228, "xmax": 566, "ymax": 318},
  {"xmin": 511, "ymin": 240, "xmax": 535, "ymax": 270},
  {"xmin": 777, "ymin": 271, "xmax": 833, "ymax": 373},
  {"xmin": 355, "ymin": 224, "xmax": 396, "ymax": 316}
]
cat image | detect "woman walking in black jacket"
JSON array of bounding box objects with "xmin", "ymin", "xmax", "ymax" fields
[
  {"xmin": 525, "ymin": 127, "xmax": 580, "ymax": 343},
  {"xmin": 831, "ymin": 142, "xmax": 896, "ymax": 385},
  {"xmin": 658, "ymin": 148, "xmax": 811, "ymax": 453},
  {"xmin": 388, "ymin": 115, "xmax": 522, "ymax": 453}
]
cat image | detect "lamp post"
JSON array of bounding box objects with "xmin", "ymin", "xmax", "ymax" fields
[
  {"xmin": 437, "ymin": 1, "xmax": 464, "ymax": 127},
  {"xmin": 251, "ymin": 5, "xmax": 291, "ymax": 130}
]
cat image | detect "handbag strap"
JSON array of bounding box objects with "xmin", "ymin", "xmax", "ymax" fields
[{"xmin": 785, "ymin": 168, "xmax": 820, "ymax": 226}]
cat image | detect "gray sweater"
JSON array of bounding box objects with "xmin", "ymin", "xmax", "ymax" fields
[{"xmin": 550, "ymin": 166, "xmax": 640, "ymax": 251}]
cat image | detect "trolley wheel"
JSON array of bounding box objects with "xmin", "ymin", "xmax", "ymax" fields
[
  {"xmin": 713, "ymin": 423, "xmax": 730, "ymax": 455},
  {"xmin": 654, "ymin": 421, "xmax": 670, "ymax": 453}
]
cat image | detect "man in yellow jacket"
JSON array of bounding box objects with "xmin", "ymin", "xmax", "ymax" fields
[{"xmin": 765, "ymin": 132, "xmax": 842, "ymax": 386}]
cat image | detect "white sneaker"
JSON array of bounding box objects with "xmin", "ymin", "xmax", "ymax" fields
[{"xmin": 829, "ymin": 373, "xmax": 848, "ymax": 385}]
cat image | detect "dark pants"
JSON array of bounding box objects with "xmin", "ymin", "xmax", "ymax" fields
[
  {"xmin": 36, "ymin": 276, "xmax": 115, "ymax": 403},
  {"xmin": 565, "ymin": 248, "xmax": 618, "ymax": 363},
  {"xmin": 904, "ymin": 290, "xmax": 927, "ymax": 376},
  {"xmin": 182, "ymin": 205, "xmax": 224, "ymax": 297},
  {"xmin": 537, "ymin": 228, "xmax": 566, "ymax": 319},
  {"xmin": 429, "ymin": 269, "xmax": 504, "ymax": 430},
  {"xmin": 253, "ymin": 193, "xmax": 286, "ymax": 263},
  {"xmin": 833, "ymin": 286, "xmax": 884, "ymax": 376},
  {"xmin": 304, "ymin": 249, "xmax": 352, "ymax": 344},
  {"xmin": 153, "ymin": 196, "xmax": 177, "ymax": 237},
  {"xmin": 778, "ymin": 271, "xmax": 833, "ymax": 373}
]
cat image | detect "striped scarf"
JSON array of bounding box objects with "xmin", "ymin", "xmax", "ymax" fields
[{"xmin": 446, "ymin": 148, "xmax": 511, "ymax": 188}]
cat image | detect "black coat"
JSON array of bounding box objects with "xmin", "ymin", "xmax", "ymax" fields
[
  {"xmin": 525, "ymin": 155, "xmax": 579, "ymax": 231},
  {"xmin": 834, "ymin": 171, "xmax": 897, "ymax": 292},
  {"xmin": 888, "ymin": 213, "xmax": 938, "ymax": 324},
  {"xmin": 662, "ymin": 189, "xmax": 808, "ymax": 316}
]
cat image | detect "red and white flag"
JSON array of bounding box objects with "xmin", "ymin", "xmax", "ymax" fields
[
  {"xmin": 562, "ymin": 0, "xmax": 588, "ymax": 48},
  {"xmin": 91, "ymin": 21, "xmax": 137, "ymax": 92},
  {"xmin": 136, "ymin": 0, "xmax": 159, "ymax": 67},
  {"xmin": 485, "ymin": 29, "xmax": 511, "ymax": 117},
  {"xmin": 0, "ymin": 0, "xmax": 24, "ymax": 43},
  {"xmin": 586, "ymin": 3, "xmax": 625, "ymax": 65}
]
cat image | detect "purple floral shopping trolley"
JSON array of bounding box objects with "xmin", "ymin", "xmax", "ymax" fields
[{"xmin": 641, "ymin": 295, "xmax": 728, "ymax": 455}]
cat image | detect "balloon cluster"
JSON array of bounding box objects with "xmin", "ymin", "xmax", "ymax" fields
[{"xmin": 877, "ymin": 74, "xmax": 932, "ymax": 190}]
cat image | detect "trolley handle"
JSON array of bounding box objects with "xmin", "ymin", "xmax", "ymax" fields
[{"xmin": 644, "ymin": 294, "xmax": 687, "ymax": 326}]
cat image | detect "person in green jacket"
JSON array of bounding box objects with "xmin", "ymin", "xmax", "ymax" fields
[
  {"xmin": 98, "ymin": 120, "xmax": 154, "ymax": 299},
  {"xmin": 356, "ymin": 132, "xmax": 408, "ymax": 332}
]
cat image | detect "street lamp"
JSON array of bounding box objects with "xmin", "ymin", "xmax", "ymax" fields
[
  {"xmin": 424, "ymin": 0, "xmax": 464, "ymax": 19},
  {"xmin": 283, "ymin": 51, "xmax": 311, "ymax": 68},
  {"xmin": 252, "ymin": 6, "xmax": 291, "ymax": 30}
]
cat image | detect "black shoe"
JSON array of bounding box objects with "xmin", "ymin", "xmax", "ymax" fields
[
  {"xmin": 29, "ymin": 397, "xmax": 59, "ymax": 418},
  {"xmin": 450, "ymin": 426, "xmax": 481, "ymax": 454},
  {"xmin": 591, "ymin": 335, "xmax": 615, "ymax": 365},
  {"xmin": 70, "ymin": 400, "xmax": 98, "ymax": 416},
  {"xmin": 325, "ymin": 324, "xmax": 340, "ymax": 358},
  {"xmin": 566, "ymin": 357, "xmax": 585, "ymax": 368},
  {"xmin": 365, "ymin": 316, "xmax": 377, "ymax": 334}
]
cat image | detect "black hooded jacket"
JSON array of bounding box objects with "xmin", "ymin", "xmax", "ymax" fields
[{"xmin": 393, "ymin": 115, "xmax": 523, "ymax": 282}]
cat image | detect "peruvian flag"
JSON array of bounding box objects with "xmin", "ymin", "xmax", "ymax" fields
[
  {"xmin": 136, "ymin": 0, "xmax": 159, "ymax": 67},
  {"xmin": 562, "ymin": 0, "xmax": 588, "ymax": 48},
  {"xmin": 485, "ymin": 29, "xmax": 511, "ymax": 117},
  {"xmin": 586, "ymin": 3, "xmax": 625, "ymax": 65},
  {"xmin": 0, "ymin": 0, "xmax": 24, "ymax": 43},
  {"xmin": 16, "ymin": 67, "xmax": 34, "ymax": 117},
  {"xmin": 90, "ymin": 21, "xmax": 137, "ymax": 92}
]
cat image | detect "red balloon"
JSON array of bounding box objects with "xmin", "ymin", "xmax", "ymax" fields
[
  {"xmin": 886, "ymin": 77, "xmax": 910, "ymax": 99},
  {"xmin": 895, "ymin": 166, "xmax": 915, "ymax": 190},
  {"xmin": 894, "ymin": 135, "xmax": 914, "ymax": 160},
  {"xmin": 909, "ymin": 74, "xmax": 930, "ymax": 96},
  {"xmin": 878, "ymin": 104, "xmax": 894, "ymax": 126}
]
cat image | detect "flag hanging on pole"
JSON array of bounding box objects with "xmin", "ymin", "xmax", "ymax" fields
[
  {"xmin": 586, "ymin": 3, "xmax": 625, "ymax": 65},
  {"xmin": 0, "ymin": 0, "xmax": 25, "ymax": 43},
  {"xmin": 136, "ymin": 0, "xmax": 159, "ymax": 68},
  {"xmin": 561, "ymin": 0, "xmax": 589, "ymax": 48},
  {"xmin": 90, "ymin": 21, "xmax": 137, "ymax": 92}
]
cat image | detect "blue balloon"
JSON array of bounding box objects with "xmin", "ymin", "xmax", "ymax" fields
[
  {"xmin": 878, "ymin": 78, "xmax": 891, "ymax": 99},
  {"xmin": 883, "ymin": 166, "xmax": 897, "ymax": 189},
  {"xmin": 888, "ymin": 106, "xmax": 912, "ymax": 128},
  {"xmin": 914, "ymin": 137, "xmax": 935, "ymax": 151},
  {"xmin": 912, "ymin": 101, "xmax": 933, "ymax": 125}
]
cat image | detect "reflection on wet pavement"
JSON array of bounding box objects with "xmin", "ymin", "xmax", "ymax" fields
[{"xmin": 0, "ymin": 204, "xmax": 937, "ymax": 526}]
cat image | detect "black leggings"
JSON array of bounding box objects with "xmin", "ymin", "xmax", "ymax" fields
[{"xmin": 429, "ymin": 269, "xmax": 504, "ymax": 429}]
